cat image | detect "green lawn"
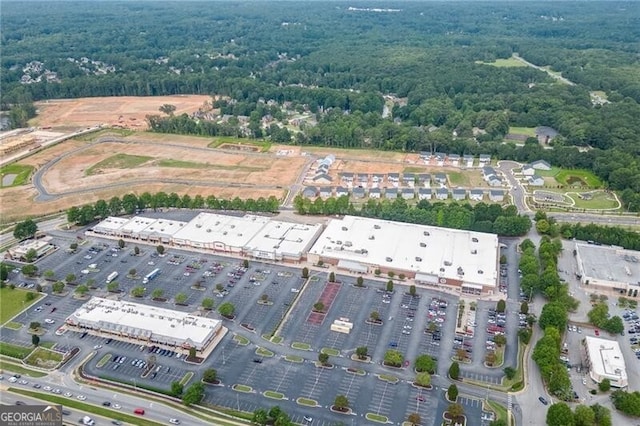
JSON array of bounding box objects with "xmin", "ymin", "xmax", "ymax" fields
[
  {"xmin": 179, "ymin": 371, "xmax": 194, "ymax": 386},
  {"xmin": 263, "ymin": 390, "xmax": 285, "ymax": 400},
  {"xmin": 233, "ymin": 334, "xmax": 249, "ymax": 346},
  {"xmin": 508, "ymin": 127, "xmax": 537, "ymax": 136},
  {"xmin": 0, "ymin": 287, "xmax": 41, "ymax": 324},
  {"xmin": 208, "ymin": 137, "xmax": 272, "ymax": 152},
  {"xmin": 232, "ymin": 384, "xmax": 253, "ymax": 393},
  {"xmin": 555, "ymin": 169, "xmax": 602, "ymax": 188},
  {"xmin": 0, "ymin": 341, "xmax": 34, "ymax": 360},
  {"xmin": 85, "ymin": 153, "xmax": 152, "ymax": 175},
  {"xmin": 365, "ymin": 413, "xmax": 389, "ymax": 423},
  {"xmin": 0, "ymin": 360, "xmax": 48, "ymax": 377},
  {"xmin": 476, "ymin": 58, "xmax": 527, "ymax": 68},
  {"xmin": 377, "ymin": 374, "xmax": 399, "ymax": 384},
  {"xmin": 321, "ymin": 347, "xmax": 340, "ymax": 356},
  {"xmin": 487, "ymin": 400, "xmax": 508, "ymax": 425},
  {"xmin": 284, "ymin": 355, "xmax": 303, "ymax": 363},
  {"xmin": 24, "ymin": 347, "xmax": 63, "ymax": 368},
  {"xmin": 4, "ymin": 321, "xmax": 23, "ymax": 330},
  {"xmin": 0, "ymin": 164, "xmax": 35, "ymax": 188},
  {"xmin": 291, "ymin": 342, "xmax": 311, "ymax": 350},
  {"xmin": 296, "ymin": 397, "xmax": 319, "ymax": 407},
  {"xmin": 448, "ymin": 172, "xmax": 469, "ymax": 186},
  {"xmin": 570, "ymin": 191, "xmax": 619, "ymax": 210}
]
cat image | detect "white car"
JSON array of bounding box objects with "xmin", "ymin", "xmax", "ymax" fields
[
  {"xmin": 93, "ymin": 345, "xmax": 102, "ymax": 349},
  {"xmin": 8, "ymin": 377, "xmax": 18, "ymax": 383},
  {"xmin": 64, "ymin": 392, "xmax": 73, "ymax": 397},
  {"xmin": 169, "ymin": 419, "xmax": 181, "ymax": 425},
  {"xmin": 43, "ymin": 385, "xmax": 52, "ymax": 391},
  {"xmin": 77, "ymin": 395, "xmax": 86, "ymax": 401},
  {"xmin": 44, "ymin": 319, "xmax": 55, "ymax": 324},
  {"xmin": 112, "ymin": 403, "xmax": 121, "ymax": 410}
]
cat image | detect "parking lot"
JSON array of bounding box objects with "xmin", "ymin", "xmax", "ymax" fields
[{"xmin": 1, "ymin": 227, "xmax": 523, "ymax": 424}]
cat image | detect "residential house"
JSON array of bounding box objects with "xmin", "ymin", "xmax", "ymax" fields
[
  {"xmin": 482, "ymin": 166, "xmax": 497, "ymax": 180},
  {"xmin": 302, "ymin": 186, "xmax": 318, "ymax": 198},
  {"xmin": 371, "ymin": 174, "xmax": 385, "ymax": 184},
  {"xmin": 385, "ymin": 188, "xmax": 398, "ymax": 199},
  {"xmin": 369, "ymin": 187, "xmax": 381, "ymax": 199},
  {"xmin": 319, "ymin": 187, "xmax": 333, "ymax": 198},
  {"xmin": 434, "ymin": 173, "xmax": 447, "ymax": 185},
  {"xmin": 452, "ymin": 189, "xmax": 467, "ymax": 201},
  {"xmin": 434, "ymin": 153, "xmax": 446, "ymax": 166},
  {"xmin": 489, "ymin": 189, "xmax": 505, "ymax": 202},
  {"xmin": 402, "ymin": 173, "xmax": 415, "ymax": 185},
  {"xmin": 388, "ymin": 173, "xmax": 400, "ymax": 183},
  {"xmin": 482, "ymin": 167, "xmax": 503, "ymax": 186},
  {"xmin": 479, "ymin": 154, "xmax": 491, "ymax": 165},
  {"xmin": 352, "ymin": 187, "xmax": 366, "ymax": 199},
  {"xmin": 312, "ymin": 173, "xmax": 332, "ymax": 184},
  {"xmin": 521, "ymin": 164, "xmax": 535, "ymax": 176},
  {"xmin": 531, "ymin": 159, "xmax": 551, "ymax": 171},
  {"xmin": 340, "ymin": 172, "xmax": 354, "ymax": 183},
  {"xmin": 463, "ymin": 155, "xmax": 474, "ymax": 168},
  {"xmin": 401, "ymin": 188, "xmax": 415, "ymax": 200},
  {"xmin": 487, "ymin": 175, "xmax": 503, "ymax": 187},
  {"xmin": 469, "ymin": 189, "xmax": 484, "ymax": 201},
  {"xmin": 418, "ymin": 188, "xmax": 432, "ymax": 200},
  {"xmin": 419, "ymin": 151, "xmax": 431, "ymax": 162},
  {"xmin": 319, "ymin": 154, "xmax": 336, "ymax": 168},
  {"xmin": 448, "ymin": 154, "xmax": 460, "ymax": 166},
  {"xmin": 435, "ymin": 188, "xmax": 449, "ymax": 200},
  {"xmin": 336, "ymin": 186, "xmax": 349, "ymax": 197},
  {"xmin": 357, "ymin": 173, "xmax": 369, "ymax": 183},
  {"xmin": 418, "ymin": 174, "xmax": 431, "ymax": 187},
  {"xmin": 528, "ymin": 175, "xmax": 545, "ymax": 186}
]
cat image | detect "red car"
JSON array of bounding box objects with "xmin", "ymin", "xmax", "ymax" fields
[{"xmin": 595, "ymin": 329, "xmax": 600, "ymax": 336}]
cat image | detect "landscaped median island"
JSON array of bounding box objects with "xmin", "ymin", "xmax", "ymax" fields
[
  {"xmin": 255, "ymin": 347, "xmax": 274, "ymax": 357},
  {"xmin": 263, "ymin": 390, "xmax": 285, "ymax": 400},
  {"xmin": 283, "ymin": 355, "xmax": 303, "ymax": 363},
  {"xmin": 320, "ymin": 347, "xmax": 340, "ymax": 356},
  {"xmin": 291, "ymin": 342, "xmax": 311, "ymax": 351},
  {"xmin": 296, "ymin": 397, "xmax": 320, "ymax": 407},
  {"xmin": 179, "ymin": 371, "xmax": 194, "ymax": 386},
  {"xmin": 232, "ymin": 384, "xmax": 253, "ymax": 393},
  {"xmin": 377, "ymin": 373, "xmax": 400, "ymax": 385},
  {"xmin": 95, "ymin": 353, "xmax": 112, "ymax": 368},
  {"xmin": 365, "ymin": 413, "xmax": 390, "ymax": 423}
]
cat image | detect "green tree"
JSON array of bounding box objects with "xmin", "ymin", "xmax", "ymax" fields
[
  {"xmin": 318, "ymin": 352, "xmax": 329, "ymax": 365},
  {"xmin": 65, "ymin": 273, "xmax": 76, "ymax": 284},
  {"xmin": 447, "ymin": 402, "xmax": 464, "ymax": 418},
  {"xmin": 447, "ymin": 384, "xmax": 459, "ymax": 401},
  {"xmin": 21, "ymin": 264, "xmax": 38, "ymax": 277},
  {"xmin": 175, "ymin": 292, "xmax": 187, "ymax": 304},
  {"xmin": 128, "ymin": 268, "xmax": 137, "ymax": 277},
  {"xmin": 415, "ymin": 372, "xmax": 431, "ymax": 387},
  {"xmin": 356, "ymin": 346, "xmax": 368, "ymax": 360},
  {"xmin": 218, "ymin": 302, "xmax": 235, "ymax": 317},
  {"xmin": 32, "ymin": 334, "xmax": 40, "ymax": 346},
  {"xmin": 75, "ymin": 284, "xmax": 89, "ymax": 296},
  {"xmin": 369, "ymin": 310, "xmax": 380, "ymax": 322},
  {"xmin": 151, "ymin": 288, "xmax": 164, "ymax": 299},
  {"xmin": 29, "ymin": 321, "xmax": 40, "ymax": 330},
  {"xmin": 201, "ymin": 297, "xmax": 214, "ymax": 310},
  {"xmin": 383, "ymin": 349, "xmax": 403, "ymax": 367},
  {"xmin": 356, "ymin": 276, "xmax": 364, "ymax": 287},
  {"xmin": 503, "ymin": 366, "xmax": 516, "ymax": 380},
  {"xmin": 52, "ymin": 281, "xmax": 65, "ymax": 293},
  {"xmin": 573, "ymin": 405, "xmax": 595, "ymax": 426},
  {"xmin": 24, "ymin": 248, "xmax": 38, "ymax": 263},
  {"xmin": 118, "ymin": 239, "xmax": 125, "ymax": 249},
  {"xmin": 252, "ymin": 409, "xmax": 269, "ymax": 425},
  {"xmin": 171, "ymin": 381, "xmax": 184, "ymax": 397},
  {"xmin": 496, "ymin": 299, "xmax": 506, "ymax": 313},
  {"xmin": 202, "ymin": 368, "xmax": 217, "ymax": 383},
  {"xmin": 546, "ymin": 402, "xmax": 575, "ymax": 426},
  {"xmin": 334, "ymin": 394, "xmax": 349, "ymax": 411},
  {"xmin": 494, "ymin": 334, "xmax": 507, "ymax": 347},
  {"xmin": 189, "ymin": 347, "xmax": 197, "ymax": 359},
  {"xmin": 181, "ymin": 382, "xmax": 204, "ymax": 406},
  {"xmin": 521, "ymin": 302, "xmax": 529, "ymax": 315},
  {"xmin": 539, "ymin": 302, "xmax": 568, "ymax": 332},
  {"xmin": 610, "ymin": 390, "xmax": 640, "ymax": 416},
  {"xmin": 598, "ymin": 378, "xmax": 611, "ymax": 392},
  {"xmin": 386, "ymin": 280, "xmax": 394, "ymax": 292},
  {"xmin": 157, "ymin": 245, "xmax": 165, "ymax": 255},
  {"xmin": 414, "ymin": 354, "xmax": 436, "ymax": 373},
  {"xmin": 407, "ymin": 413, "xmax": 421, "ymax": 426},
  {"xmin": 134, "ymin": 246, "xmax": 140, "ymax": 256},
  {"xmin": 449, "ymin": 361, "xmax": 460, "ymax": 380},
  {"xmin": 69, "ymin": 242, "xmax": 78, "ymax": 251},
  {"xmin": 590, "ymin": 403, "xmax": 612, "ymax": 426},
  {"xmin": 302, "ymin": 267, "xmax": 309, "ymax": 278},
  {"xmin": 25, "ymin": 292, "xmax": 35, "ymax": 301},
  {"xmin": 43, "ymin": 270, "xmax": 55, "ymax": 281},
  {"xmin": 329, "ymin": 272, "xmax": 336, "ymax": 282},
  {"xmin": 409, "ymin": 284, "xmax": 416, "ymax": 296},
  {"xmin": 13, "ymin": 219, "xmax": 38, "ymax": 241},
  {"xmin": 313, "ymin": 301, "xmax": 325, "ymax": 312},
  {"xmin": 131, "ymin": 286, "xmax": 145, "ymax": 297},
  {"xmin": 106, "ymin": 281, "xmax": 119, "ymax": 292}
]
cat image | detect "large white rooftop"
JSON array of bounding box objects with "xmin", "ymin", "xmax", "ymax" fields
[
  {"xmin": 577, "ymin": 243, "xmax": 640, "ymax": 285},
  {"xmin": 171, "ymin": 213, "xmax": 269, "ymax": 246},
  {"xmin": 93, "ymin": 217, "xmax": 129, "ymax": 232},
  {"xmin": 585, "ymin": 336, "xmax": 627, "ymax": 384},
  {"xmin": 309, "ymin": 216, "xmax": 498, "ymax": 287},
  {"xmin": 244, "ymin": 220, "xmax": 323, "ymax": 258},
  {"xmin": 66, "ymin": 297, "xmax": 221, "ymax": 347}
]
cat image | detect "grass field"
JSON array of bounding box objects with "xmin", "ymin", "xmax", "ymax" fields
[
  {"xmin": 508, "ymin": 127, "xmax": 537, "ymax": 136},
  {"xmin": 570, "ymin": 191, "xmax": 619, "ymax": 210},
  {"xmin": 0, "ymin": 164, "xmax": 35, "ymax": 188},
  {"xmin": 4, "ymin": 321, "xmax": 23, "ymax": 330},
  {"xmin": 208, "ymin": 137, "xmax": 271, "ymax": 152},
  {"xmin": 0, "ymin": 360, "xmax": 48, "ymax": 377},
  {"xmin": 0, "ymin": 342, "xmax": 34, "ymax": 359},
  {"xmin": 555, "ymin": 169, "xmax": 602, "ymax": 188},
  {"xmin": 85, "ymin": 153, "xmax": 152, "ymax": 175},
  {"xmin": 10, "ymin": 388, "xmax": 164, "ymax": 426},
  {"xmin": 448, "ymin": 171, "xmax": 470, "ymax": 186},
  {"xmin": 0, "ymin": 287, "xmax": 41, "ymax": 324},
  {"xmin": 24, "ymin": 347, "xmax": 63, "ymax": 368},
  {"xmin": 476, "ymin": 58, "xmax": 527, "ymax": 68}
]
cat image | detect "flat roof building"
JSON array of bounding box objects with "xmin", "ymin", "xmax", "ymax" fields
[
  {"xmin": 243, "ymin": 221, "xmax": 323, "ymax": 261},
  {"xmin": 575, "ymin": 243, "xmax": 640, "ymax": 293},
  {"xmin": 308, "ymin": 216, "xmax": 499, "ymax": 295},
  {"xmin": 583, "ymin": 336, "xmax": 628, "ymax": 388},
  {"xmin": 65, "ymin": 297, "xmax": 226, "ymax": 358}
]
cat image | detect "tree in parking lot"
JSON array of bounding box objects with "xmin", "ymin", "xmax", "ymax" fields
[
  {"xmin": 52, "ymin": 281, "xmax": 65, "ymax": 293},
  {"xmin": 182, "ymin": 382, "xmax": 204, "ymax": 406},
  {"xmin": 218, "ymin": 302, "xmax": 235, "ymax": 318},
  {"xmin": 128, "ymin": 268, "xmax": 137, "ymax": 278},
  {"xmin": 75, "ymin": 284, "xmax": 89, "ymax": 296},
  {"xmin": 106, "ymin": 281, "xmax": 119, "ymax": 292},
  {"xmin": 407, "ymin": 412, "xmax": 421, "ymax": 426},
  {"xmin": 546, "ymin": 402, "xmax": 575, "ymax": 426},
  {"xmin": 369, "ymin": 310, "xmax": 380, "ymax": 322},
  {"xmin": 499, "ymin": 254, "xmax": 507, "ymax": 265},
  {"xmin": 318, "ymin": 352, "xmax": 330, "ymax": 366},
  {"xmin": 386, "ymin": 280, "xmax": 394, "ymax": 292},
  {"xmin": 414, "ymin": 354, "xmax": 436, "ymax": 373},
  {"xmin": 202, "ymin": 368, "xmax": 217, "ymax": 383},
  {"xmin": 503, "ymin": 367, "xmax": 516, "ymax": 380},
  {"xmin": 134, "ymin": 246, "xmax": 140, "ymax": 256},
  {"xmin": 455, "ymin": 348, "xmax": 468, "ymax": 362},
  {"xmin": 252, "ymin": 409, "xmax": 269, "ymax": 425},
  {"xmin": 415, "ymin": 372, "xmax": 431, "ymax": 387},
  {"xmin": 175, "ymin": 292, "xmax": 187, "ymax": 304},
  {"xmin": 328, "ymin": 272, "xmax": 336, "ymax": 282},
  {"xmin": 151, "ymin": 288, "xmax": 164, "ymax": 299},
  {"xmin": 43, "ymin": 270, "xmax": 55, "ymax": 281},
  {"xmin": 242, "ymin": 259, "xmax": 249, "ymax": 268},
  {"xmin": 201, "ymin": 298, "xmax": 214, "ymax": 310},
  {"xmin": 598, "ymin": 378, "xmax": 611, "ymax": 392},
  {"xmin": 215, "ymin": 283, "xmax": 224, "ymax": 292},
  {"xmin": 447, "ymin": 384, "xmax": 459, "ymax": 402},
  {"xmin": 32, "ymin": 334, "xmax": 40, "ymax": 347},
  {"xmin": 356, "ymin": 276, "xmax": 364, "ymax": 287},
  {"xmin": 333, "ymin": 394, "xmax": 349, "ymax": 411},
  {"xmin": 449, "ymin": 361, "xmax": 460, "ymax": 380},
  {"xmin": 496, "ymin": 299, "xmax": 506, "ymax": 313},
  {"xmin": 170, "ymin": 381, "xmax": 184, "ymax": 397},
  {"xmin": 189, "ymin": 347, "xmax": 196, "ymax": 359},
  {"xmin": 494, "ymin": 334, "xmax": 507, "ymax": 347},
  {"xmin": 65, "ymin": 273, "xmax": 77, "ymax": 284},
  {"xmin": 356, "ymin": 346, "xmax": 368, "ymax": 360},
  {"xmin": 313, "ymin": 301, "xmax": 325, "ymax": 312},
  {"xmin": 520, "ymin": 302, "xmax": 529, "ymax": 314},
  {"xmin": 387, "ymin": 271, "xmax": 395, "ymax": 278},
  {"xmin": 22, "ymin": 264, "xmax": 38, "ymax": 277},
  {"xmin": 156, "ymin": 245, "xmax": 165, "ymax": 255},
  {"xmin": 29, "ymin": 321, "xmax": 41, "ymax": 330},
  {"xmin": 485, "ymin": 351, "xmax": 496, "ymax": 366},
  {"xmin": 409, "ymin": 284, "xmax": 416, "ymax": 297},
  {"xmin": 302, "ymin": 267, "xmax": 309, "ymax": 279},
  {"xmin": 131, "ymin": 286, "xmax": 145, "ymax": 297},
  {"xmin": 147, "ymin": 354, "xmax": 157, "ymax": 368},
  {"xmin": 383, "ymin": 349, "xmax": 403, "ymax": 367},
  {"xmin": 447, "ymin": 403, "xmax": 464, "ymax": 419},
  {"xmin": 118, "ymin": 239, "xmax": 125, "ymax": 249}
]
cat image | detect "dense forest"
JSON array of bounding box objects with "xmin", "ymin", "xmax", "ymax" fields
[{"xmin": 2, "ymin": 1, "xmax": 640, "ymax": 206}]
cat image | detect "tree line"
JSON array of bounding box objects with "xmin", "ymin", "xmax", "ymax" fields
[{"xmin": 294, "ymin": 195, "xmax": 532, "ymax": 237}]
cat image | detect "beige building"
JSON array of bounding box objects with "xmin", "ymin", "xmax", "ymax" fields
[
  {"xmin": 575, "ymin": 243, "xmax": 640, "ymax": 293},
  {"xmin": 583, "ymin": 336, "xmax": 628, "ymax": 388}
]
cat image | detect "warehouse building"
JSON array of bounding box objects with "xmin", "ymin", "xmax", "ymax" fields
[
  {"xmin": 583, "ymin": 336, "xmax": 628, "ymax": 388},
  {"xmin": 575, "ymin": 243, "xmax": 640, "ymax": 293},
  {"xmin": 308, "ymin": 216, "xmax": 499, "ymax": 295},
  {"xmin": 65, "ymin": 297, "xmax": 226, "ymax": 358}
]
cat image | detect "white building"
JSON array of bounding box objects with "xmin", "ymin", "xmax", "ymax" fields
[
  {"xmin": 575, "ymin": 243, "xmax": 640, "ymax": 293},
  {"xmin": 308, "ymin": 216, "xmax": 500, "ymax": 296},
  {"xmin": 65, "ymin": 297, "xmax": 226, "ymax": 357},
  {"xmin": 583, "ymin": 336, "xmax": 628, "ymax": 388}
]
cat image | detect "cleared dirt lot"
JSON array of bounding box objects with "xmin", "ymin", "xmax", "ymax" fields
[{"xmin": 32, "ymin": 95, "xmax": 212, "ymax": 129}]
